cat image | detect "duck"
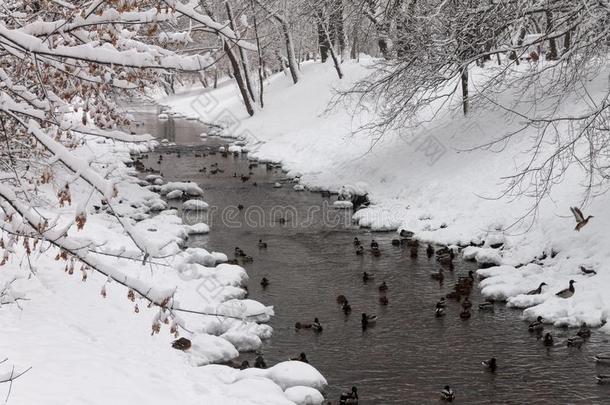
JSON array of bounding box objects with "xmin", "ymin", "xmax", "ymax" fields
[
  {"xmin": 291, "ymin": 352, "xmax": 309, "ymax": 363},
  {"xmin": 391, "ymin": 239, "xmax": 400, "ymax": 246},
  {"xmin": 435, "ymin": 307, "xmax": 445, "ymax": 317},
  {"xmin": 234, "ymin": 247, "xmax": 246, "ymax": 257},
  {"xmin": 577, "ymin": 322, "xmax": 591, "ymax": 339},
  {"xmin": 461, "ymin": 298, "xmax": 472, "ymax": 310},
  {"xmin": 278, "ymin": 217, "xmax": 286, "ymax": 225},
  {"xmin": 430, "ymin": 270, "xmax": 444, "ymax": 281},
  {"xmin": 312, "ymin": 318, "xmax": 323, "ymax": 332},
  {"xmin": 570, "ymin": 206, "xmax": 593, "ymax": 231},
  {"xmin": 254, "ymin": 354, "xmax": 267, "ymax": 369},
  {"xmin": 379, "ymin": 296, "xmax": 389, "ymax": 306},
  {"xmin": 527, "ymin": 282, "xmax": 547, "ymax": 295},
  {"xmin": 440, "ymin": 385, "xmax": 455, "ymax": 402},
  {"xmin": 580, "ymin": 266, "xmax": 597, "ymax": 275},
  {"xmin": 410, "ymin": 245, "xmax": 418, "ymax": 258},
  {"xmin": 356, "ymin": 245, "xmax": 364, "ymax": 255},
  {"xmin": 378, "ymin": 282, "xmax": 388, "ymax": 292},
  {"xmin": 371, "ymin": 246, "xmax": 381, "ymax": 257},
  {"xmin": 242, "ymin": 255, "xmax": 254, "ymax": 263},
  {"xmin": 436, "ymin": 298, "xmax": 446, "ymax": 309},
  {"xmin": 336, "ymin": 295, "xmax": 348, "ymax": 304},
  {"xmin": 370, "ymin": 240, "xmax": 379, "ymax": 249},
  {"xmin": 362, "ymin": 272, "xmax": 373, "ymax": 282},
  {"xmin": 258, "ymin": 239, "xmax": 268, "ymax": 249},
  {"xmin": 459, "ymin": 309, "xmax": 471, "ymax": 319},
  {"xmin": 342, "ymin": 301, "xmax": 352, "ymax": 314},
  {"xmin": 260, "ymin": 277, "xmax": 269, "ymax": 288},
  {"xmin": 353, "ymin": 237, "xmax": 361, "ymax": 247},
  {"xmin": 478, "ymin": 302, "xmax": 494, "ymax": 311},
  {"xmin": 482, "ymin": 357, "xmax": 497, "ymax": 372},
  {"xmin": 171, "ymin": 337, "xmax": 192, "ymax": 351},
  {"xmin": 426, "ymin": 244, "xmax": 435, "ymax": 258},
  {"xmin": 237, "ymin": 204, "xmax": 244, "ymax": 210},
  {"xmin": 543, "ymin": 332, "xmax": 554, "ymax": 346},
  {"xmin": 339, "ymin": 386, "xmax": 358, "ymax": 404},
  {"xmin": 596, "ymin": 375, "xmax": 610, "ymax": 384},
  {"xmin": 361, "ymin": 313, "xmax": 377, "ymax": 328},
  {"xmin": 239, "ymin": 360, "xmax": 250, "ymax": 370},
  {"xmin": 437, "ymin": 251, "xmax": 454, "ymax": 266},
  {"xmin": 528, "ymin": 316, "xmax": 544, "ymax": 332},
  {"xmin": 555, "ymin": 280, "xmax": 576, "ymax": 298},
  {"xmin": 567, "ymin": 336, "xmax": 585, "ymax": 348}
]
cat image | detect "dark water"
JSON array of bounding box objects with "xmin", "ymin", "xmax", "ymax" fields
[{"xmin": 132, "ymin": 110, "xmax": 610, "ymax": 404}]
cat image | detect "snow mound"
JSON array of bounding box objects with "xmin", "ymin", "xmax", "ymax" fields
[
  {"xmin": 161, "ymin": 181, "xmax": 204, "ymax": 196},
  {"xmin": 187, "ymin": 222, "xmax": 210, "ymax": 234},
  {"xmin": 284, "ymin": 386, "xmax": 325, "ymax": 405},
  {"xmin": 333, "ymin": 201, "xmax": 353, "ymax": 209},
  {"xmin": 189, "ymin": 334, "xmax": 239, "ymax": 366},
  {"xmin": 183, "ymin": 199, "xmax": 210, "ymax": 211},
  {"xmin": 166, "ymin": 189, "xmax": 183, "ymax": 199}
]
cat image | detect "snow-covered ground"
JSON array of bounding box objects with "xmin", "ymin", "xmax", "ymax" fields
[
  {"xmin": 0, "ymin": 138, "xmax": 326, "ymax": 403},
  {"xmin": 164, "ymin": 57, "xmax": 610, "ymax": 332}
]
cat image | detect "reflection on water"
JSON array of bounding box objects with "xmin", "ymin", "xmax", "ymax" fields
[{"xmin": 133, "ymin": 111, "xmax": 610, "ymax": 404}]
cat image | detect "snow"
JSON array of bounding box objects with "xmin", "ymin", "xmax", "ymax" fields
[
  {"xmin": 187, "ymin": 222, "xmax": 211, "ymax": 235},
  {"xmin": 164, "ymin": 58, "xmax": 610, "ymax": 331},
  {"xmin": 284, "ymin": 386, "xmax": 325, "ymax": 405},
  {"xmin": 182, "ymin": 199, "xmax": 210, "ymax": 211},
  {"xmin": 160, "ymin": 182, "xmax": 204, "ymax": 197}
]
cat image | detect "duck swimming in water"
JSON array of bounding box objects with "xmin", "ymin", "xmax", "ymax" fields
[
  {"xmin": 258, "ymin": 239, "xmax": 267, "ymax": 248},
  {"xmin": 353, "ymin": 237, "xmax": 361, "ymax": 247},
  {"xmin": 378, "ymin": 282, "xmax": 388, "ymax": 292},
  {"xmin": 577, "ymin": 322, "xmax": 591, "ymax": 339},
  {"xmin": 527, "ymin": 282, "xmax": 547, "ymax": 295},
  {"xmin": 478, "ymin": 302, "xmax": 494, "ymax": 311},
  {"xmin": 391, "ymin": 239, "xmax": 400, "ymax": 246},
  {"xmin": 362, "ymin": 272, "xmax": 373, "ymax": 282},
  {"xmin": 291, "ymin": 352, "xmax": 309, "ymax": 363},
  {"xmin": 482, "ymin": 357, "xmax": 497, "ymax": 372},
  {"xmin": 370, "ymin": 240, "xmax": 379, "ymax": 249},
  {"xmin": 312, "ymin": 318, "xmax": 323, "ymax": 332},
  {"xmin": 260, "ymin": 277, "xmax": 269, "ymax": 288},
  {"xmin": 543, "ymin": 332, "xmax": 554, "ymax": 346},
  {"xmin": 339, "ymin": 386, "xmax": 358, "ymax": 405},
  {"xmin": 254, "ymin": 354, "xmax": 267, "ymax": 369},
  {"xmin": 556, "ymin": 280, "xmax": 576, "ymax": 298},
  {"xmin": 371, "ymin": 246, "xmax": 381, "ymax": 257},
  {"xmin": 567, "ymin": 336, "xmax": 585, "ymax": 348},
  {"xmin": 337, "ymin": 295, "xmax": 347, "ymax": 305},
  {"xmin": 356, "ymin": 245, "xmax": 364, "ymax": 255},
  {"xmin": 426, "ymin": 244, "xmax": 435, "ymax": 258},
  {"xmin": 361, "ymin": 313, "xmax": 378, "ymax": 328},
  {"xmin": 342, "ymin": 301, "xmax": 352, "ymax": 314},
  {"xmin": 440, "ymin": 385, "xmax": 455, "ymax": 402},
  {"xmin": 529, "ymin": 316, "xmax": 544, "ymax": 332}
]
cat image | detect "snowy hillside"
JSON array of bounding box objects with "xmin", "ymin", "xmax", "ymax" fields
[{"xmin": 165, "ymin": 58, "xmax": 610, "ymax": 332}]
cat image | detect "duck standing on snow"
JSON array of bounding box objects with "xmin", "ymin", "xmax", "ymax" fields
[
  {"xmin": 528, "ymin": 316, "xmax": 544, "ymax": 332},
  {"xmin": 570, "ymin": 206, "xmax": 593, "ymax": 231},
  {"xmin": 555, "ymin": 280, "xmax": 576, "ymax": 298},
  {"xmin": 440, "ymin": 385, "xmax": 455, "ymax": 402},
  {"xmin": 580, "ymin": 266, "xmax": 597, "ymax": 275},
  {"xmin": 482, "ymin": 357, "xmax": 497, "ymax": 372},
  {"xmin": 527, "ymin": 282, "xmax": 547, "ymax": 295},
  {"xmin": 171, "ymin": 337, "xmax": 192, "ymax": 351}
]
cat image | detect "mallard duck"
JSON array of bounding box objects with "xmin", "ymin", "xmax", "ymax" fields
[
  {"xmin": 235, "ymin": 247, "xmax": 246, "ymax": 257},
  {"xmin": 577, "ymin": 322, "xmax": 591, "ymax": 339},
  {"xmin": 258, "ymin": 239, "xmax": 268, "ymax": 248},
  {"xmin": 460, "ymin": 309, "xmax": 471, "ymax": 319},
  {"xmin": 461, "ymin": 298, "xmax": 472, "ymax": 310},
  {"xmin": 440, "ymin": 385, "xmax": 455, "ymax": 402},
  {"xmin": 362, "ymin": 272, "xmax": 373, "ymax": 282},
  {"xmin": 260, "ymin": 277, "xmax": 269, "ymax": 288},
  {"xmin": 378, "ymin": 282, "xmax": 388, "ymax": 292},
  {"xmin": 242, "ymin": 255, "xmax": 254, "ymax": 263},
  {"xmin": 361, "ymin": 313, "xmax": 377, "ymax": 328},
  {"xmin": 353, "ymin": 237, "xmax": 361, "ymax": 247},
  {"xmin": 478, "ymin": 302, "xmax": 494, "ymax": 311},
  {"xmin": 254, "ymin": 354, "xmax": 267, "ymax": 369},
  {"xmin": 312, "ymin": 318, "xmax": 323, "ymax": 332},
  {"xmin": 391, "ymin": 239, "xmax": 400, "ymax": 246},
  {"xmin": 435, "ymin": 307, "xmax": 445, "ymax": 317},
  {"xmin": 528, "ymin": 316, "xmax": 544, "ymax": 332},
  {"xmin": 431, "ymin": 270, "xmax": 444, "ymax": 281},
  {"xmin": 436, "ymin": 298, "xmax": 446, "ymax": 309},
  {"xmin": 426, "ymin": 244, "xmax": 434, "ymax": 258},
  {"xmin": 291, "ymin": 352, "xmax": 309, "ymax": 363},
  {"xmin": 596, "ymin": 375, "xmax": 610, "ymax": 384},
  {"xmin": 567, "ymin": 336, "xmax": 585, "ymax": 348},
  {"xmin": 356, "ymin": 245, "xmax": 364, "ymax": 255},
  {"xmin": 337, "ymin": 295, "xmax": 347, "ymax": 304},
  {"xmin": 342, "ymin": 301, "xmax": 352, "ymax": 314},
  {"xmin": 555, "ymin": 280, "xmax": 575, "ymax": 298},
  {"xmin": 370, "ymin": 240, "xmax": 379, "ymax": 249},
  {"xmin": 570, "ymin": 206, "xmax": 593, "ymax": 231},
  {"xmin": 371, "ymin": 246, "xmax": 381, "ymax": 257},
  {"xmin": 527, "ymin": 282, "xmax": 547, "ymax": 295},
  {"xmin": 239, "ymin": 360, "xmax": 250, "ymax": 370},
  {"xmin": 543, "ymin": 332, "xmax": 554, "ymax": 346},
  {"xmin": 339, "ymin": 386, "xmax": 358, "ymax": 404},
  {"xmin": 482, "ymin": 357, "xmax": 497, "ymax": 372},
  {"xmin": 171, "ymin": 337, "xmax": 191, "ymax": 351},
  {"xmin": 580, "ymin": 266, "xmax": 597, "ymax": 275},
  {"xmin": 379, "ymin": 296, "xmax": 389, "ymax": 306}
]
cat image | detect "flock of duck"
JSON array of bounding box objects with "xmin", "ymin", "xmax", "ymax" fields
[{"xmin": 143, "ymin": 143, "xmax": 608, "ymax": 403}]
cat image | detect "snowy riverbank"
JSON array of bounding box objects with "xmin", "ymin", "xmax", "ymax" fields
[
  {"xmin": 164, "ymin": 58, "xmax": 610, "ymax": 332},
  {"xmin": 0, "ymin": 135, "xmax": 326, "ymax": 403}
]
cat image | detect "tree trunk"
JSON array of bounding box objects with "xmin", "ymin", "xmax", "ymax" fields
[
  {"xmin": 461, "ymin": 67, "xmax": 469, "ymax": 116},
  {"xmin": 226, "ymin": 2, "xmax": 256, "ymax": 103},
  {"xmin": 281, "ymin": 21, "xmax": 299, "ymax": 84},
  {"xmin": 224, "ymin": 40, "xmax": 255, "ymax": 116},
  {"xmin": 563, "ymin": 29, "xmax": 571, "ymax": 56},
  {"xmin": 251, "ymin": 0, "xmax": 265, "ymax": 107},
  {"xmin": 546, "ymin": 10, "xmax": 557, "ymax": 60},
  {"xmin": 323, "ymin": 24, "xmax": 343, "ymax": 79}
]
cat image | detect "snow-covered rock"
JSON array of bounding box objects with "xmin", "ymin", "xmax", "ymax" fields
[{"xmin": 183, "ymin": 199, "xmax": 210, "ymax": 211}]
